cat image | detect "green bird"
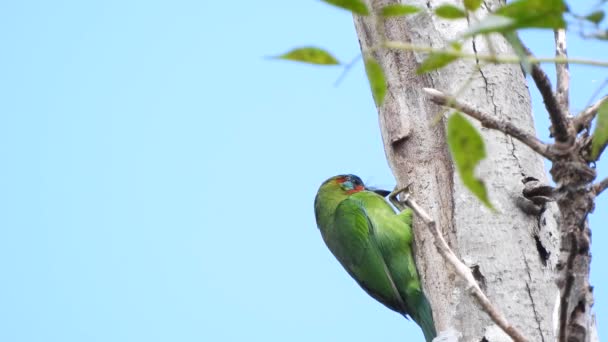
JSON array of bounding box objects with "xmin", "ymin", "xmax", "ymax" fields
[{"xmin": 314, "ymin": 174, "xmax": 436, "ymax": 342}]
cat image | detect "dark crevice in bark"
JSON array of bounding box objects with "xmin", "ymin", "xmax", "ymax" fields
[
  {"xmin": 534, "ymin": 234, "xmax": 550, "ymax": 266},
  {"xmin": 558, "ymin": 235, "xmax": 576, "ymax": 340},
  {"xmin": 569, "ymin": 300, "xmax": 588, "ymax": 341},
  {"xmin": 426, "ymin": 73, "xmax": 437, "ymax": 93},
  {"xmin": 522, "ymin": 250, "xmax": 546, "ymax": 342},
  {"xmin": 536, "ymin": 205, "xmax": 553, "ymax": 234},
  {"xmin": 536, "ymin": 206, "xmax": 548, "ymax": 239},
  {"xmin": 526, "ymin": 282, "xmax": 546, "ymax": 342},
  {"xmin": 508, "ymin": 136, "xmax": 524, "ymax": 171},
  {"xmin": 470, "ymin": 265, "xmax": 487, "ymax": 291},
  {"xmin": 471, "ymin": 36, "xmax": 491, "ymax": 98}
]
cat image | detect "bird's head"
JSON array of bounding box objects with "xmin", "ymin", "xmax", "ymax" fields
[
  {"xmin": 315, "ymin": 174, "xmax": 365, "ymax": 224},
  {"xmin": 315, "ymin": 174, "xmax": 391, "ymax": 226},
  {"xmin": 325, "ymin": 174, "xmax": 366, "ymax": 195},
  {"xmin": 319, "ymin": 174, "xmax": 391, "ymax": 197}
]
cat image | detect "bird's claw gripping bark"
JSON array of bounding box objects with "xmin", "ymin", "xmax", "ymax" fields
[{"xmin": 389, "ymin": 184, "xmax": 412, "ymax": 212}]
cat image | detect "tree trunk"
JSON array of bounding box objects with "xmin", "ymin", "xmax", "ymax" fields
[{"xmin": 353, "ymin": 0, "xmax": 561, "ymax": 340}]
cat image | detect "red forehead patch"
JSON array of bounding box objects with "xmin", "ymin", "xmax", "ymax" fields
[{"xmin": 336, "ymin": 176, "xmax": 348, "ymax": 183}]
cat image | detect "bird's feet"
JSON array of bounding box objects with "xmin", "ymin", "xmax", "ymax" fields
[{"xmin": 389, "ymin": 183, "xmax": 412, "ymax": 212}]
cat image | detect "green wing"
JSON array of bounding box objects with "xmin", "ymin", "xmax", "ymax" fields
[
  {"xmin": 322, "ymin": 196, "xmax": 408, "ymax": 314},
  {"xmin": 321, "ymin": 192, "xmax": 436, "ymax": 341}
]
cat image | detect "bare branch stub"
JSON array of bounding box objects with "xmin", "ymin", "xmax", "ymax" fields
[
  {"xmin": 574, "ymin": 95, "xmax": 608, "ymax": 133},
  {"xmin": 593, "ymin": 177, "xmax": 608, "ymax": 196},
  {"xmin": 422, "ymin": 88, "xmax": 556, "ymax": 160},
  {"xmin": 555, "ymin": 29, "xmax": 570, "ymax": 112}
]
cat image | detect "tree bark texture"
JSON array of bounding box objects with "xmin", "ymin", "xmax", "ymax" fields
[{"xmin": 353, "ymin": 0, "xmax": 560, "ymax": 340}]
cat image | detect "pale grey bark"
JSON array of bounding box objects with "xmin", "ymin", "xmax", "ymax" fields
[{"xmin": 353, "ymin": 0, "xmax": 561, "ymax": 340}]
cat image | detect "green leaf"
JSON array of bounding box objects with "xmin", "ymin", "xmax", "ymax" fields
[
  {"xmin": 591, "ymin": 101, "xmax": 608, "ymax": 160},
  {"xmin": 450, "ymin": 41, "xmax": 463, "ymax": 51},
  {"xmin": 274, "ymin": 47, "xmax": 340, "ymax": 65},
  {"xmin": 462, "ymin": 14, "xmax": 515, "ymax": 37},
  {"xmin": 464, "ymin": 0, "xmax": 483, "ymax": 11},
  {"xmin": 381, "ymin": 4, "xmax": 421, "ymax": 17},
  {"xmin": 321, "ymin": 0, "xmax": 369, "ymax": 15},
  {"xmin": 495, "ymin": 0, "xmax": 566, "ymax": 30},
  {"xmin": 448, "ymin": 113, "xmax": 494, "ymax": 209},
  {"xmin": 364, "ymin": 56, "xmax": 386, "ymax": 107},
  {"xmin": 585, "ymin": 10, "xmax": 605, "ymax": 25},
  {"xmin": 435, "ymin": 5, "xmax": 467, "ymax": 19},
  {"xmin": 461, "ymin": 0, "xmax": 566, "ymax": 36},
  {"xmin": 417, "ymin": 52, "xmax": 458, "ymax": 74}
]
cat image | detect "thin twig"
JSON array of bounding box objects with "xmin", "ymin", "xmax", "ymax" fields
[
  {"xmin": 593, "ymin": 177, "xmax": 608, "ymax": 196},
  {"xmin": 555, "ymin": 29, "xmax": 570, "ymax": 112},
  {"xmin": 382, "ymin": 41, "xmax": 608, "ymax": 68},
  {"xmin": 422, "ymin": 88, "xmax": 556, "ymax": 160},
  {"xmin": 584, "ymin": 77, "xmax": 608, "ymax": 109},
  {"xmin": 334, "ymin": 54, "xmax": 362, "ymax": 86},
  {"xmin": 392, "ymin": 189, "xmax": 529, "ymax": 342},
  {"xmin": 574, "ymin": 95, "xmax": 608, "ymax": 132}
]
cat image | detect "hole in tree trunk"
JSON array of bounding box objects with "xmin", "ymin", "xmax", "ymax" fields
[
  {"xmin": 471, "ymin": 265, "xmax": 487, "ymax": 291},
  {"xmin": 534, "ymin": 234, "xmax": 550, "ymax": 266}
]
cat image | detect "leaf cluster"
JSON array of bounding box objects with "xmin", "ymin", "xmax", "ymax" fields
[{"xmin": 274, "ymin": 0, "xmax": 608, "ymax": 208}]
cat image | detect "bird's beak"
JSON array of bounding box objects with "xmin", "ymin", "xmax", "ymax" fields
[{"xmin": 367, "ymin": 187, "xmax": 391, "ymax": 197}]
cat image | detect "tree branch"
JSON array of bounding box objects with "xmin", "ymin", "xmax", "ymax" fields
[
  {"xmin": 382, "ymin": 41, "xmax": 608, "ymax": 68},
  {"xmin": 422, "ymin": 88, "xmax": 556, "ymax": 160},
  {"xmin": 554, "ymin": 29, "xmax": 570, "ymax": 112},
  {"xmin": 593, "ymin": 177, "xmax": 608, "ymax": 196},
  {"xmin": 391, "ymin": 189, "xmax": 529, "ymax": 342},
  {"xmin": 574, "ymin": 95, "xmax": 608, "ymax": 132},
  {"xmin": 522, "ymin": 43, "xmax": 572, "ymax": 143}
]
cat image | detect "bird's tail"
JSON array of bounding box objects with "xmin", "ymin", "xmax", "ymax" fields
[{"xmin": 410, "ymin": 293, "xmax": 437, "ymax": 342}]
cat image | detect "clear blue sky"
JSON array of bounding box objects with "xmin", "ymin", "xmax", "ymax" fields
[{"xmin": 0, "ymin": 1, "xmax": 605, "ymax": 341}]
